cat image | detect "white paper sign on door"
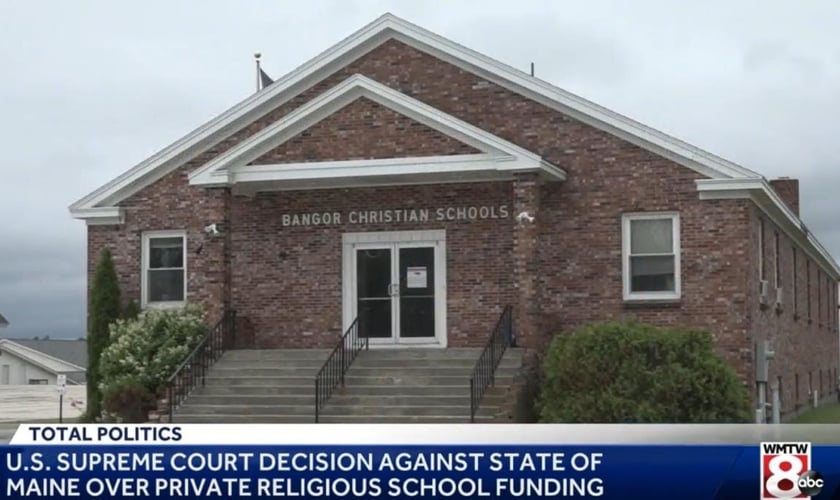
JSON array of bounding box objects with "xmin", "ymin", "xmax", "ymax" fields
[{"xmin": 406, "ymin": 267, "xmax": 427, "ymax": 288}]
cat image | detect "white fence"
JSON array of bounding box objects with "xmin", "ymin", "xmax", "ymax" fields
[{"xmin": 0, "ymin": 385, "xmax": 86, "ymax": 422}]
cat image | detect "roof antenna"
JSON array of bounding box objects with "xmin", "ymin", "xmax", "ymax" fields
[
  {"xmin": 530, "ymin": 62, "xmax": 535, "ymax": 77},
  {"xmin": 255, "ymin": 52, "xmax": 262, "ymax": 92}
]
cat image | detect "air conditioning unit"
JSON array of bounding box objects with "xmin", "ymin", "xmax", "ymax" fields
[
  {"xmin": 775, "ymin": 287, "xmax": 784, "ymax": 311},
  {"xmin": 759, "ymin": 280, "xmax": 770, "ymax": 308}
]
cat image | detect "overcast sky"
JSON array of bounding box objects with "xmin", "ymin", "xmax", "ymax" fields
[{"xmin": 1, "ymin": 1, "xmax": 838, "ymax": 339}]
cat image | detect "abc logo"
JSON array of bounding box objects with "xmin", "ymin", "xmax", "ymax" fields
[{"xmin": 797, "ymin": 470, "xmax": 824, "ymax": 497}]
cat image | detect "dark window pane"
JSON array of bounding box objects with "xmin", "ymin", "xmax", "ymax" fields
[
  {"xmin": 630, "ymin": 255, "xmax": 675, "ymax": 292},
  {"xmin": 150, "ymin": 237, "xmax": 184, "ymax": 268},
  {"xmin": 358, "ymin": 300, "xmax": 391, "ymax": 339},
  {"xmin": 356, "ymin": 249, "xmax": 391, "ymax": 299},
  {"xmin": 399, "ymin": 247, "xmax": 434, "ymax": 297},
  {"xmin": 400, "ymin": 297, "xmax": 435, "ymax": 338},
  {"xmin": 148, "ymin": 269, "xmax": 184, "ymax": 302}
]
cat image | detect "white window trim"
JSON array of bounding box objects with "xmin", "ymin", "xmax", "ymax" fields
[
  {"xmin": 141, "ymin": 230, "xmax": 188, "ymax": 309},
  {"xmin": 622, "ymin": 212, "xmax": 681, "ymax": 301}
]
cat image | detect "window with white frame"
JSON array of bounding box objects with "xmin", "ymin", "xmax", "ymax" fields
[
  {"xmin": 622, "ymin": 213, "xmax": 680, "ymax": 300},
  {"xmin": 142, "ymin": 231, "xmax": 187, "ymax": 307}
]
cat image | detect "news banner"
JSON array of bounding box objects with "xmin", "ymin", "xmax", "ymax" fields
[{"xmin": 1, "ymin": 424, "xmax": 839, "ymax": 499}]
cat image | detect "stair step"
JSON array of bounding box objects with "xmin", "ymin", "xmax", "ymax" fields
[
  {"xmin": 204, "ymin": 376, "xmax": 313, "ymax": 386},
  {"xmin": 211, "ymin": 368, "xmax": 322, "ymax": 377},
  {"xmin": 176, "ymin": 405, "xmax": 312, "ymax": 416},
  {"xmin": 327, "ymin": 395, "xmax": 506, "ymax": 406},
  {"xmin": 186, "ymin": 395, "xmax": 315, "ymax": 406},
  {"xmin": 222, "ymin": 350, "xmax": 332, "ymax": 361},
  {"xmin": 319, "ymin": 404, "xmax": 498, "ymax": 417},
  {"xmin": 174, "ymin": 414, "xmax": 314, "ymax": 423},
  {"xmin": 194, "ymin": 385, "xmax": 510, "ymax": 397},
  {"xmin": 343, "ymin": 375, "xmax": 514, "ymax": 386},
  {"xmin": 345, "ymin": 367, "xmax": 518, "ymax": 376},
  {"xmin": 316, "ymin": 414, "xmax": 496, "ymax": 423},
  {"xmin": 195, "ymin": 385, "xmax": 313, "ymax": 396},
  {"xmin": 355, "ymin": 349, "xmax": 483, "ymax": 360},
  {"xmin": 352, "ymin": 358, "xmax": 522, "ymax": 369},
  {"xmin": 215, "ymin": 361, "xmax": 327, "ymax": 369}
]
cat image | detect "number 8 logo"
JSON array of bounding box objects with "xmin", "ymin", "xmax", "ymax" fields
[{"xmin": 766, "ymin": 454, "xmax": 805, "ymax": 498}]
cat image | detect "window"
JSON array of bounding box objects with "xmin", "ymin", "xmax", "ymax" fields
[
  {"xmin": 792, "ymin": 247, "xmax": 798, "ymax": 316},
  {"xmin": 142, "ymin": 231, "xmax": 187, "ymax": 307},
  {"xmin": 807, "ymin": 261, "xmax": 812, "ymax": 322},
  {"xmin": 759, "ymin": 219, "xmax": 766, "ymax": 285},
  {"xmin": 622, "ymin": 213, "xmax": 680, "ymax": 300},
  {"xmin": 28, "ymin": 379, "xmax": 48, "ymax": 385},
  {"xmin": 777, "ymin": 376, "xmax": 783, "ymax": 409},
  {"xmin": 774, "ymin": 231, "xmax": 781, "ymax": 288},
  {"xmin": 818, "ymin": 270, "xmax": 822, "ymax": 327}
]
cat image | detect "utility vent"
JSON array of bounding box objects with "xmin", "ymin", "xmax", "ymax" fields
[
  {"xmin": 759, "ymin": 280, "xmax": 771, "ymax": 308},
  {"xmin": 775, "ymin": 287, "xmax": 784, "ymax": 312}
]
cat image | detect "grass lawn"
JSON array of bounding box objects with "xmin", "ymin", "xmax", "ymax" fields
[{"xmin": 792, "ymin": 402, "xmax": 840, "ymax": 423}]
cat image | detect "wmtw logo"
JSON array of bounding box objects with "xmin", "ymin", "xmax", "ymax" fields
[{"xmin": 761, "ymin": 442, "xmax": 823, "ymax": 499}]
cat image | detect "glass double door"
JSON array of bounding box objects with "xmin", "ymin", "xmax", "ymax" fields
[{"xmin": 355, "ymin": 243, "xmax": 436, "ymax": 343}]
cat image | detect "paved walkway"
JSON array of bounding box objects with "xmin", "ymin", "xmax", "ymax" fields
[{"xmin": 0, "ymin": 385, "xmax": 86, "ymax": 423}]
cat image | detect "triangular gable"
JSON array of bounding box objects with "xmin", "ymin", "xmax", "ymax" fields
[
  {"xmin": 66, "ymin": 13, "xmax": 839, "ymax": 278},
  {"xmin": 69, "ymin": 12, "xmax": 757, "ymax": 221},
  {"xmin": 188, "ymin": 74, "xmax": 564, "ymax": 189},
  {"xmin": 247, "ymin": 97, "xmax": 481, "ymax": 165}
]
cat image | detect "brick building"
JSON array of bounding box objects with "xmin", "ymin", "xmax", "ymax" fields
[{"xmin": 70, "ymin": 14, "xmax": 839, "ymax": 420}]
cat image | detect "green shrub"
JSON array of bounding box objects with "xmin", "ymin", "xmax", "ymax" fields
[
  {"xmin": 85, "ymin": 248, "xmax": 121, "ymax": 421},
  {"xmin": 102, "ymin": 379, "xmax": 155, "ymax": 423},
  {"xmin": 122, "ymin": 300, "xmax": 141, "ymax": 320},
  {"xmin": 99, "ymin": 304, "xmax": 206, "ymax": 410},
  {"xmin": 537, "ymin": 321, "xmax": 752, "ymax": 423}
]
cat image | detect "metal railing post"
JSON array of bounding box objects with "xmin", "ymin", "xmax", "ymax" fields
[{"xmin": 315, "ymin": 379, "xmax": 320, "ymax": 423}]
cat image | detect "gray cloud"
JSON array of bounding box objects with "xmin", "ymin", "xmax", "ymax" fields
[{"xmin": 1, "ymin": 0, "xmax": 839, "ymax": 339}]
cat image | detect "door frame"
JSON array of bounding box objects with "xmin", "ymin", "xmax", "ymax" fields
[{"xmin": 342, "ymin": 230, "xmax": 447, "ymax": 348}]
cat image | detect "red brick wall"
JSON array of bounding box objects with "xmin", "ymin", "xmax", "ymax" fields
[
  {"xmin": 250, "ymin": 97, "xmax": 478, "ymax": 164},
  {"xmin": 748, "ymin": 209, "xmax": 839, "ymax": 418},
  {"xmin": 229, "ymin": 182, "xmax": 513, "ymax": 348},
  {"xmin": 85, "ymin": 37, "xmax": 839, "ymax": 414}
]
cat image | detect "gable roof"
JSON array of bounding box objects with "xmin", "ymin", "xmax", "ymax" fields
[
  {"xmin": 0, "ymin": 339, "xmax": 86, "ymax": 384},
  {"xmin": 9, "ymin": 339, "xmax": 87, "ymax": 368},
  {"xmin": 189, "ymin": 74, "xmax": 565, "ymax": 189},
  {"xmin": 68, "ymin": 12, "xmax": 759, "ymax": 223},
  {"xmin": 67, "ymin": 13, "xmax": 839, "ymax": 279}
]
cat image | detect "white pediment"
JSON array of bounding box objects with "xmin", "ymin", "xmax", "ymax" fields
[{"xmin": 188, "ymin": 74, "xmax": 564, "ymax": 191}]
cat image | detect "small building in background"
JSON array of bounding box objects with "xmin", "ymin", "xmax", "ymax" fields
[{"xmin": 0, "ymin": 339, "xmax": 86, "ymax": 386}]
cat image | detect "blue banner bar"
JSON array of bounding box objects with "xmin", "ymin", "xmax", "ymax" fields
[{"xmin": 2, "ymin": 445, "xmax": 839, "ymax": 499}]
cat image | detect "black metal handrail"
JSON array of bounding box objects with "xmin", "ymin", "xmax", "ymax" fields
[
  {"xmin": 315, "ymin": 318, "xmax": 367, "ymax": 422},
  {"xmin": 469, "ymin": 306, "xmax": 514, "ymax": 422},
  {"xmin": 167, "ymin": 310, "xmax": 236, "ymax": 422}
]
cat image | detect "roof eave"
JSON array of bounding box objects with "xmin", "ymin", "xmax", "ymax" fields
[{"xmin": 68, "ymin": 207, "xmax": 125, "ymax": 226}]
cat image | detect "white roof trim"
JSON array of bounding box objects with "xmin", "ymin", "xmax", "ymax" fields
[
  {"xmin": 0, "ymin": 339, "xmax": 86, "ymax": 375},
  {"xmin": 697, "ymin": 178, "xmax": 840, "ymax": 279},
  {"xmin": 70, "ymin": 12, "xmax": 758, "ymax": 222},
  {"xmin": 70, "ymin": 207, "xmax": 125, "ymax": 225},
  {"xmin": 67, "ymin": 13, "xmax": 834, "ymax": 278},
  {"xmin": 189, "ymin": 74, "xmax": 564, "ymax": 187}
]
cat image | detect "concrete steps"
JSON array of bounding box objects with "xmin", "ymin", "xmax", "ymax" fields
[
  {"xmin": 172, "ymin": 347, "xmax": 524, "ymax": 424},
  {"xmin": 320, "ymin": 348, "xmax": 524, "ymax": 423}
]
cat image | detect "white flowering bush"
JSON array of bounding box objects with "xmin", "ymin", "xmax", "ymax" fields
[{"xmin": 99, "ymin": 304, "xmax": 207, "ymax": 409}]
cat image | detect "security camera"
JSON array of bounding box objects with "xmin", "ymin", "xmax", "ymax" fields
[
  {"xmin": 204, "ymin": 223, "xmax": 220, "ymax": 236},
  {"xmin": 516, "ymin": 211, "xmax": 535, "ymax": 223}
]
